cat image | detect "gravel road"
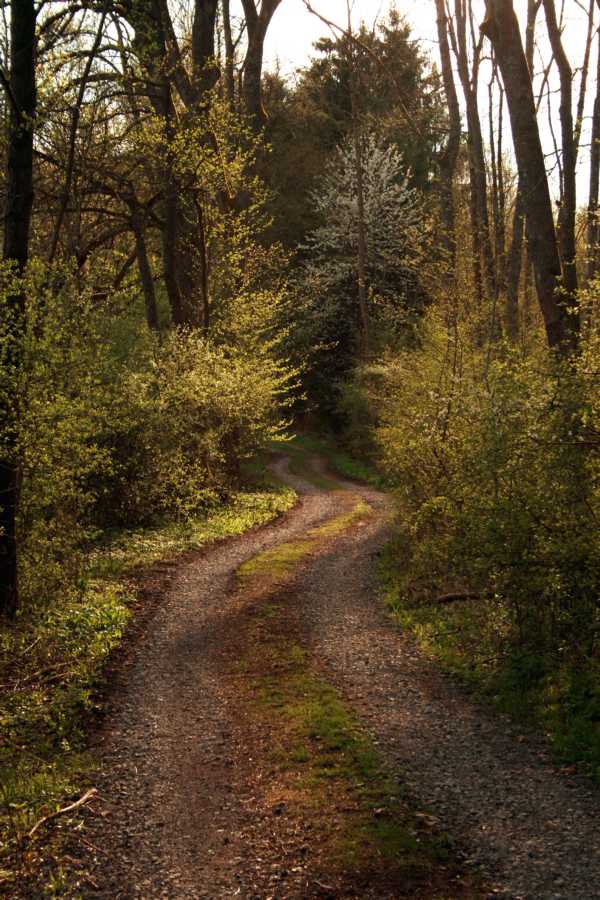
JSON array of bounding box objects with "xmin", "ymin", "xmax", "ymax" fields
[{"xmin": 64, "ymin": 457, "xmax": 599, "ymax": 899}]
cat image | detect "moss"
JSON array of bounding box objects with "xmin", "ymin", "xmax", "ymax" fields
[
  {"xmin": 237, "ymin": 499, "xmax": 372, "ymax": 584},
  {"xmin": 238, "ymin": 539, "xmax": 318, "ymax": 581},
  {"xmin": 247, "ymin": 623, "xmax": 463, "ymax": 885},
  {"xmin": 309, "ymin": 499, "xmax": 371, "ymax": 538}
]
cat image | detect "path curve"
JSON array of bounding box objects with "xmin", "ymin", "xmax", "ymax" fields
[{"xmin": 69, "ymin": 455, "xmax": 598, "ymax": 899}]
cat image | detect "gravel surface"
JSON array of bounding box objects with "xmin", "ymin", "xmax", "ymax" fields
[
  {"xmin": 296, "ymin": 474, "xmax": 600, "ymax": 900},
  {"xmin": 73, "ymin": 458, "xmax": 347, "ymax": 898},
  {"xmin": 63, "ymin": 457, "xmax": 599, "ymax": 899}
]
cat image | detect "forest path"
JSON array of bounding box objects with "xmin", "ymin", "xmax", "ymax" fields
[{"xmin": 72, "ymin": 453, "xmax": 599, "ymax": 899}]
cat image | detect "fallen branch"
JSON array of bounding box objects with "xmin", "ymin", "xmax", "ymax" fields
[
  {"xmin": 28, "ymin": 788, "xmax": 98, "ymax": 839},
  {"xmin": 433, "ymin": 591, "xmax": 484, "ymax": 605}
]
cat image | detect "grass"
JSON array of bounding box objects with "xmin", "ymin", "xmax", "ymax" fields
[
  {"xmin": 243, "ymin": 613, "xmax": 481, "ymax": 894},
  {"xmin": 237, "ymin": 499, "xmax": 371, "ymax": 583},
  {"xmin": 0, "ymin": 472, "xmax": 297, "ymax": 895},
  {"xmin": 232, "ymin": 461, "xmax": 484, "ymax": 894},
  {"xmin": 91, "ymin": 481, "xmax": 296, "ymax": 578},
  {"xmin": 270, "ymin": 438, "xmax": 341, "ymax": 491},
  {"xmin": 253, "ymin": 634, "xmax": 453, "ymax": 876},
  {"xmin": 291, "ymin": 434, "xmax": 388, "ymax": 488}
]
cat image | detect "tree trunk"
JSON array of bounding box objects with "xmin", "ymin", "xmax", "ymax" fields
[
  {"xmin": 192, "ymin": 0, "xmax": 219, "ymax": 101},
  {"xmin": 481, "ymin": 0, "xmax": 578, "ymax": 352},
  {"xmin": 131, "ymin": 208, "xmax": 159, "ymax": 332},
  {"xmin": 542, "ymin": 0, "xmax": 578, "ymax": 304},
  {"xmin": 452, "ymin": 0, "xmax": 496, "ymax": 302},
  {"xmin": 222, "ymin": 0, "xmax": 236, "ymax": 105},
  {"xmin": 504, "ymin": 0, "xmax": 539, "ymax": 343},
  {"xmin": 506, "ymin": 187, "xmax": 524, "ymax": 341},
  {"xmin": 587, "ymin": 12, "xmax": 600, "ymax": 283},
  {"xmin": 0, "ymin": 0, "xmax": 37, "ymax": 618},
  {"xmin": 240, "ymin": 0, "xmax": 282, "ymax": 129},
  {"xmin": 434, "ymin": 0, "xmax": 461, "ymax": 266},
  {"xmin": 346, "ymin": 12, "xmax": 370, "ymax": 356},
  {"xmin": 128, "ymin": 0, "xmax": 211, "ymax": 327},
  {"xmin": 194, "ymin": 197, "xmax": 210, "ymax": 332}
]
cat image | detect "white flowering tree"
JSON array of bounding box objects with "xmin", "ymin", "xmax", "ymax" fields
[
  {"xmin": 301, "ymin": 132, "xmax": 428, "ymax": 355},
  {"xmin": 296, "ymin": 132, "xmax": 429, "ymax": 409}
]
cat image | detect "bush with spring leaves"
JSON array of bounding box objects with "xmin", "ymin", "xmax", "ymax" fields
[
  {"xmin": 346, "ymin": 311, "xmax": 600, "ymax": 663},
  {"xmin": 0, "ymin": 262, "xmax": 291, "ymax": 610}
]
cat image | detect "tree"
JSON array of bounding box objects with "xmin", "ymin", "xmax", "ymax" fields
[
  {"xmin": 299, "ymin": 132, "xmax": 428, "ymax": 403},
  {"xmin": 434, "ymin": 0, "xmax": 461, "ymax": 266},
  {"xmin": 587, "ymin": 2, "xmax": 600, "ymax": 282},
  {"xmin": 240, "ymin": 0, "xmax": 282, "ymax": 128},
  {"xmin": 504, "ymin": 0, "xmax": 540, "ymax": 343},
  {"xmin": 265, "ymin": 9, "xmax": 443, "ymax": 247},
  {"xmin": 542, "ymin": 0, "xmax": 578, "ymax": 305},
  {"xmin": 481, "ymin": 0, "xmax": 579, "ymax": 352},
  {"xmin": 447, "ymin": 0, "xmax": 496, "ymax": 306},
  {"xmin": 0, "ymin": 0, "xmax": 37, "ymax": 617}
]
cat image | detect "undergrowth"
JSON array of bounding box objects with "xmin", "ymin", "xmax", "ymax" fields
[{"xmin": 377, "ymin": 539, "xmax": 600, "ymax": 784}]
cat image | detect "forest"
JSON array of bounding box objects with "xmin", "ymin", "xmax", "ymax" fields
[{"xmin": 1, "ymin": 0, "xmax": 600, "ymax": 896}]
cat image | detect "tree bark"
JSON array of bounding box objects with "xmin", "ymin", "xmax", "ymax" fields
[
  {"xmin": 222, "ymin": 0, "xmax": 236, "ymax": 105},
  {"xmin": 131, "ymin": 208, "xmax": 159, "ymax": 332},
  {"xmin": 434, "ymin": 0, "xmax": 461, "ymax": 266},
  {"xmin": 542, "ymin": 0, "xmax": 578, "ymax": 304},
  {"xmin": 504, "ymin": 0, "xmax": 539, "ymax": 343},
  {"xmin": 0, "ymin": 0, "xmax": 37, "ymax": 617},
  {"xmin": 192, "ymin": 0, "xmax": 220, "ymax": 101},
  {"xmin": 505, "ymin": 188, "xmax": 524, "ymax": 341},
  {"xmin": 481, "ymin": 0, "xmax": 578, "ymax": 352},
  {"xmin": 587, "ymin": 7, "xmax": 600, "ymax": 282},
  {"xmin": 451, "ymin": 0, "xmax": 496, "ymax": 302},
  {"xmin": 127, "ymin": 0, "xmax": 214, "ymax": 327},
  {"xmin": 240, "ymin": 0, "xmax": 282, "ymax": 129},
  {"xmin": 48, "ymin": 1, "xmax": 109, "ymax": 263}
]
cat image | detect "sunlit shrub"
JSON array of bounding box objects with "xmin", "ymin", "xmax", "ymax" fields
[
  {"xmin": 366, "ymin": 310, "xmax": 600, "ymax": 659},
  {"xmin": 99, "ymin": 329, "xmax": 290, "ymax": 525},
  {"xmin": 0, "ymin": 262, "xmax": 291, "ymax": 609}
]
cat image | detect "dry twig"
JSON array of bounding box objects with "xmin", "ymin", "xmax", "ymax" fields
[{"xmin": 28, "ymin": 788, "xmax": 99, "ymax": 839}]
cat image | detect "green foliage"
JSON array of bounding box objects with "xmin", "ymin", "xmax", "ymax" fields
[
  {"xmin": 100, "ymin": 329, "xmax": 292, "ymax": 526},
  {"xmin": 291, "ymin": 132, "xmax": 431, "ymax": 416},
  {"xmin": 367, "ymin": 310, "xmax": 600, "ymax": 776},
  {"xmin": 0, "ymin": 580, "xmax": 130, "ymax": 893},
  {"xmin": 0, "ymin": 258, "xmax": 294, "ymax": 610},
  {"xmin": 0, "ymin": 262, "xmax": 124, "ymax": 607},
  {"xmin": 265, "ymin": 9, "xmax": 445, "ymax": 247}
]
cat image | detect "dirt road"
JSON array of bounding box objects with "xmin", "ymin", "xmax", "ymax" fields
[{"xmin": 69, "ymin": 455, "xmax": 599, "ymax": 899}]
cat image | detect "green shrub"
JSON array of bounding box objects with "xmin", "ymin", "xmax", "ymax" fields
[
  {"xmin": 0, "ymin": 261, "xmax": 292, "ymax": 611},
  {"xmin": 98, "ymin": 329, "xmax": 291, "ymax": 525},
  {"xmin": 373, "ymin": 317, "xmax": 600, "ymax": 654}
]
